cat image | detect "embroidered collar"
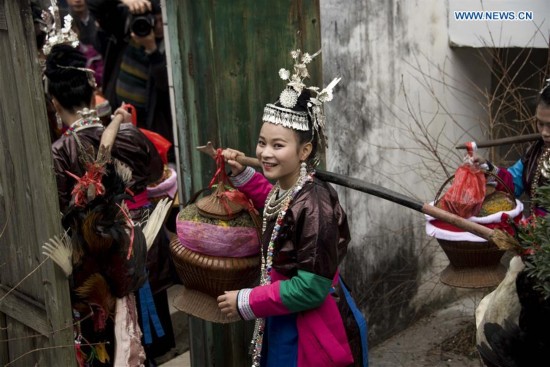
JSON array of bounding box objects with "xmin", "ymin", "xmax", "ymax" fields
[{"xmin": 64, "ymin": 117, "xmax": 103, "ymax": 136}]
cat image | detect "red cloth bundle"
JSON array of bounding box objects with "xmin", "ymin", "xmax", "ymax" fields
[
  {"xmin": 124, "ymin": 103, "xmax": 172, "ymax": 164},
  {"xmin": 140, "ymin": 129, "xmax": 171, "ymax": 165},
  {"xmin": 439, "ymin": 142, "xmax": 486, "ymax": 218}
]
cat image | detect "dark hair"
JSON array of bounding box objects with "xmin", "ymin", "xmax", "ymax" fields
[
  {"xmin": 539, "ymin": 82, "xmax": 550, "ymax": 108},
  {"xmin": 44, "ymin": 44, "xmax": 94, "ymax": 112},
  {"xmin": 274, "ymin": 89, "xmax": 320, "ymax": 166}
]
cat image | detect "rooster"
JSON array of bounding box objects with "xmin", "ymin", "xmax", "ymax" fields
[{"xmin": 42, "ymin": 115, "xmax": 172, "ymax": 366}]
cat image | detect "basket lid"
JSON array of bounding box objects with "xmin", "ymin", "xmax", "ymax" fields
[
  {"xmin": 172, "ymin": 286, "xmax": 241, "ymax": 324},
  {"xmin": 195, "ymin": 184, "xmax": 245, "ymax": 220},
  {"xmin": 196, "ymin": 149, "xmax": 248, "ymax": 220}
]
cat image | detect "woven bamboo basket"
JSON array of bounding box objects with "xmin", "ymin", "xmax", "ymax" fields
[
  {"xmin": 170, "ymin": 236, "xmax": 260, "ymax": 297},
  {"xmin": 433, "ymin": 172, "xmax": 513, "ymax": 288},
  {"xmin": 170, "ymin": 154, "xmax": 262, "ymax": 298},
  {"xmin": 436, "ymin": 239, "xmax": 506, "ymax": 288}
]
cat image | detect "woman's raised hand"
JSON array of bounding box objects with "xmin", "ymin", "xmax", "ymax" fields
[
  {"xmin": 120, "ymin": 0, "xmax": 151, "ymax": 14},
  {"xmin": 112, "ymin": 104, "xmax": 132, "ymax": 124},
  {"xmin": 222, "ymin": 148, "xmax": 246, "ymax": 176}
]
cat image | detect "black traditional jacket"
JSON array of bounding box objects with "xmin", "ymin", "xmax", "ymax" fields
[
  {"xmin": 51, "ymin": 123, "xmax": 163, "ymax": 212},
  {"xmin": 263, "ymin": 177, "xmax": 351, "ymax": 279}
]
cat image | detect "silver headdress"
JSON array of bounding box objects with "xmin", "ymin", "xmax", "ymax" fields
[
  {"xmin": 262, "ymin": 49, "xmax": 341, "ymax": 146},
  {"xmin": 41, "ymin": 1, "xmax": 96, "ymax": 91},
  {"xmin": 540, "ymin": 78, "xmax": 550, "ymax": 95},
  {"xmin": 41, "ymin": 0, "xmax": 79, "ymax": 56}
]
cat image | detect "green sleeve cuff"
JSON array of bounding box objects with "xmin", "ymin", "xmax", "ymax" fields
[{"xmin": 279, "ymin": 270, "xmax": 333, "ymax": 312}]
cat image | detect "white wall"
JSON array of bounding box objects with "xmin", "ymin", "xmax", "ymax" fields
[{"xmin": 320, "ymin": 0, "xmax": 493, "ymax": 343}]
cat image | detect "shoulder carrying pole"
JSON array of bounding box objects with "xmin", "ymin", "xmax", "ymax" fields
[
  {"xmin": 455, "ymin": 134, "xmax": 539, "ymax": 150},
  {"xmin": 197, "ymin": 142, "xmax": 517, "ymax": 249}
]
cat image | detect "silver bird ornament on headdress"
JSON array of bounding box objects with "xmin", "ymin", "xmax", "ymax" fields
[
  {"xmin": 41, "ymin": 0, "xmax": 79, "ymax": 56},
  {"xmin": 263, "ymin": 49, "xmax": 341, "ymax": 150}
]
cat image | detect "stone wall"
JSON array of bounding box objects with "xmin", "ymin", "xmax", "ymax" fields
[{"xmin": 320, "ymin": 0, "xmax": 492, "ymax": 344}]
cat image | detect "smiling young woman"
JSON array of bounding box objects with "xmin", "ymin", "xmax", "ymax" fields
[
  {"xmin": 256, "ymin": 120, "xmax": 312, "ymax": 189},
  {"xmin": 217, "ymin": 50, "xmax": 367, "ymax": 367}
]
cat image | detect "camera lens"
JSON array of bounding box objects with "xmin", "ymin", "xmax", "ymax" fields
[{"xmin": 131, "ymin": 15, "xmax": 154, "ymax": 37}]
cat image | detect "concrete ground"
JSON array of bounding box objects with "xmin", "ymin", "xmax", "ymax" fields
[
  {"xmin": 157, "ymin": 285, "xmax": 190, "ymax": 367},
  {"xmin": 159, "ymin": 286, "xmax": 487, "ymax": 367},
  {"xmin": 159, "ymin": 351, "xmax": 190, "ymax": 367},
  {"xmin": 369, "ymin": 291, "xmax": 486, "ymax": 367}
]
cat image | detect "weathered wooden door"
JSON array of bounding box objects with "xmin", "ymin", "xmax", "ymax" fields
[
  {"xmin": 164, "ymin": 1, "xmax": 322, "ymax": 365},
  {"xmin": 0, "ymin": 0, "xmax": 75, "ymax": 365},
  {"xmin": 166, "ymin": 0, "xmax": 322, "ymax": 197}
]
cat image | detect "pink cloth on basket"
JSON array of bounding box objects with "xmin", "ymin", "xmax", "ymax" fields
[{"xmin": 176, "ymin": 220, "xmax": 260, "ymax": 257}]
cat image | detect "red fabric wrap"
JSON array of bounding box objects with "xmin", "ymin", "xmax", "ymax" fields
[
  {"xmin": 175, "ymin": 149, "xmax": 261, "ymax": 257},
  {"xmin": 430, "ymin": 212, "xmax": 521, "ymax": 236},
  {"xmin": 140, "ymin": 129, "xmax": 171, "ymax": 165},
  {"xmin": 126, "ymin": 102, "xmax": 172, "ymax": 164}
]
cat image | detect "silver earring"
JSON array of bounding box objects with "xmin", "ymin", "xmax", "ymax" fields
[
  {"xmin": 55, "ymin": 112, "xmax": 63, "ymax": 129},
  {"xmin": 300, "ymin": 161, "xmax": 307, "ymax": 177}
]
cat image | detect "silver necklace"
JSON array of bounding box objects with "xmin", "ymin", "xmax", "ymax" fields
[{"xmin": 263, "ymin": 184, "xmax": 292, "ymax": 222}]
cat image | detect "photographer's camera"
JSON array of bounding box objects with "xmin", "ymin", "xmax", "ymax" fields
[{"xmin": 130, "ymin": 12, "xmax": 155, "ymax": 37}]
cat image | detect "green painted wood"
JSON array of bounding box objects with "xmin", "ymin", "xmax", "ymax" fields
[
  {"xmin": 163, "ymin": 0, "xmax": 194, "ymax": 204},
  {"xmin": 167, "ymin": 0, "xmax": 322, "ymax": 192},
  {"xmin": 165, "ymin": 1, "xmax": 322, "ymax": 365}
]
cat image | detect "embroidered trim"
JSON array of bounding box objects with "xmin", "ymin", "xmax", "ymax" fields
[
  {"xmin": 63, "ymin": 117, "xmax": 105, "ymax": 136},
  {"xmin": 237, "ymin": 289, "xmax": 255, "ymax": 321},
  {"xmin": 230, "ymin": 166, "xmax": 256, "ymax": 187}
]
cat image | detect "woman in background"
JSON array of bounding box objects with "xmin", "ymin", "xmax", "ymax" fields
[{"xmin": 45, "ymin": 43, "xmax": 174, "ymax": 366}]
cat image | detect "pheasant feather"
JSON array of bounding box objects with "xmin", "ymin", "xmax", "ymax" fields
[
  {"xmin": 141, "ymin": 198, "xmax": 173, "ymax": 251},
  {"xmin": 42, "ymin": 232, "xmax": 73, "ymax": 277}
]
